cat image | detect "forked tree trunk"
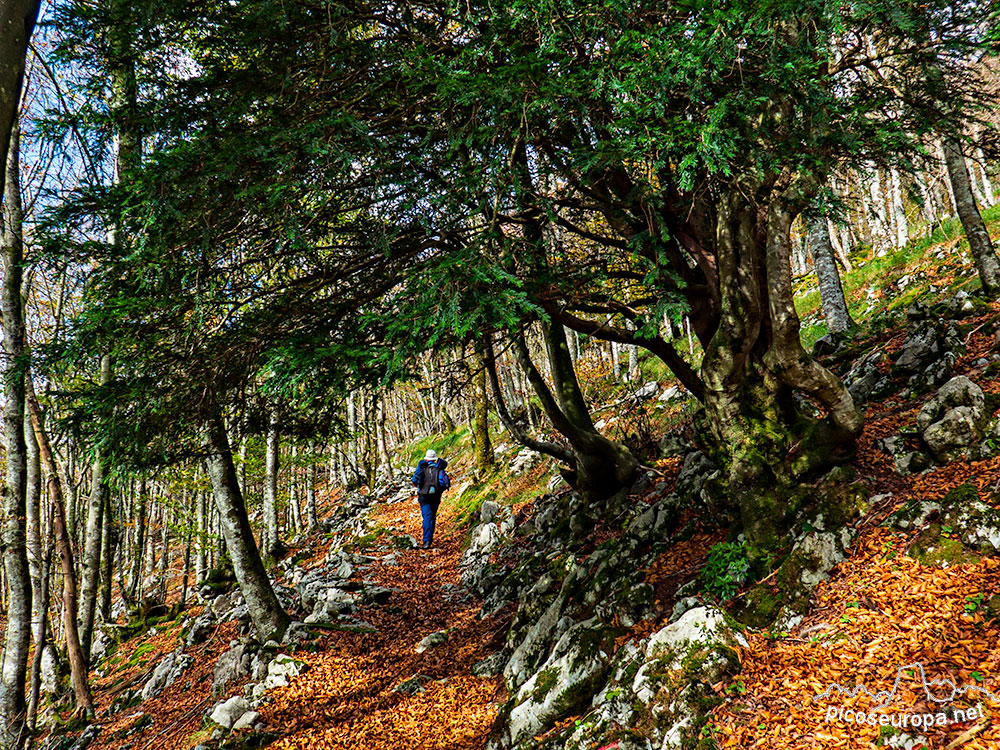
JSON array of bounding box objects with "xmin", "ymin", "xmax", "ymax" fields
[
  {"xmin": 942, "ymin": 135, "xmax": 1000, "ymax": 296},
  {"xmin": 508, "ymin": 321, "xmax": 638, "ymax": 500},
  {"xmin": 701, "ymin": 183, "xmax": 863, "ymax": 552},
  {"xmin": 25, "ymin": 382, "xmax": 94, "ymax": 717},
  {"xmin": 203, "ymin": 413, "xmax": 289, "ymax": 642}
]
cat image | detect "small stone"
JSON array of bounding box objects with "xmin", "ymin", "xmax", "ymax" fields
[
  {"xmin": 231, "ymin": 710, "xmax": 260, "ymax": 731},
  {"xmin": 415, "ymin": 630, "xmax": 448, "ymax": 654},
  {"xmin": 392, "ymin": 675, "xmax": 430, "ymax": 695}
]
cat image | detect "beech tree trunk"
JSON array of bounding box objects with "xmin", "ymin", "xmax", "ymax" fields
[
  {"xmin": 80, "ymin": 354, "xmax": 111, "ymax": 661},
  {"xmin": 305, "ymin": 441, "xmax": 318, "ymax": 530},
  {"xmin": 203, "ymin": 413, "xmax": 289, "ymax": 641},
  {"xmin": 25, "ymin": 544, "xmax": 49, "ymax": 734},
  {"xmin": 0, "ymin": 118, "xmax": 32, "ymax": 750},
  {"xmin": 98, "ymin": 491, "xmax": 115, "ymax": 623},
  {"xmin": 472, "ymin": 343, "xmax": 494, "ymax": 477},
  {"xmin": 808, "ymin": 212, "xmax": 856, "ymax": 334},
  {"xmin": 942, "ymin": 135, "xmax": 1000, "ymax": 296},
  {"xmin": 263, "ymin": 406, "xmax": 282, "ymax": 560}
]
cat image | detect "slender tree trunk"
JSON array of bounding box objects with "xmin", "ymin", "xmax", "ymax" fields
[
  {"xmin": 25, "ymin": 383, "xmax": 93, "ymax": 717},
  {"xmin": 889, "ymin": 168, "xmax": 908, "ymax": 247},
  {"xmin": 26, "ymin": 543, "xmax": 49, "ymax": 735},
  {"xmin": 143, "ymin": 491, "xmax": 156, "ymax": 575},
  {"xmin": 98, "ymin": 491, "xmax": 115, "ymax": 623},
  {"xmin": 79, "ymin": 355, "xmax": 111, "ymax": 661},
  {"xmin": 25, "ymin": 412, "xmax": 40, "ymax": 630},
  {"xmin": 472, "ymin": 343, "xmax": 494, "ymax": 477},
  {"xmin": 158, "ymin": 502, "xmax": 170, "ymax": 579},
  {"xmin": 974, "ymin": 144, "xmax": 994, "ymax": 206},
  {"xmin": 180, "ymin": 491, "xmax": 192, "ymax": 608},
  {"xmin": 195, "ymin": 488, "xmax": 206, "ymax": 584},
  {"xmin": 130, "ymin": 479, "xmax": 146, "ymax": 602},
  {"xmin": 287, "ymin": 446, "xmax": 302, "ymax": 539},
  {"xmin": 808, "ymin": 212, "xmax": 856, "ymax": 334},
  {"xmin": 264, "ymin": 406, "xmax": 282, "ymax": 559},
  {"xmin": 306, "ymin": 442, "xmax": 318, "ymax": 530},
  {"xmin": 916, "ymin": 173, "xmax": 940, "ymax": 234},
  {"xmin": 203, "ymin": 413, "xmax": 289, "ymax": 641},
  {"xmin": 0, "ymin": 118, "xmax": 32, "ymax": 750},
  {"xmin": 942, "ymin": 135, "xmax": 1000, "ymax": 295}
]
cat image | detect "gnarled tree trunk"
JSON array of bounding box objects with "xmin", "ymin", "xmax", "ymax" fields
[{"xmin": 700, "ymin": 182, "xmax": 863, "ymax": 551}]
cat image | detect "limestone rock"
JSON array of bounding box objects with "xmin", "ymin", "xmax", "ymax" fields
[
  {"xmin": 917, "ymin": 376, "xmax": 987, "ymax": 462},
  {"xmin": 510, "ymin": 448, "xmax": 543, "ymax": 475},
  {"xmin": 210, "ymin": 696, "xmax": 248, "ymax": 729},
  {"xmin": 500, "ymin": 619, "xmax": 613, "ymax": 748},
  {"xmin": 141, "ymin": 649, "xmax": 194, "ymax": 701},
  {"xmin": 213, "ymin": 643, "xmax": 249, "ymax": 695},
  {"xmin": 231, "ymin": 710, "xmax": 260, "ymax": 731}
]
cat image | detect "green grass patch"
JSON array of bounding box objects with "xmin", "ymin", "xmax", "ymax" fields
[{"xmin": 407, "ymin": 426, "xmax": 469, "ymax": 465}]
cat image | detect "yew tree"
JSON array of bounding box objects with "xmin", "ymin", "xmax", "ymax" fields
[
  {"xmin": 41, "ymin": 0, "xmax": 1000, "ymax": 558},
  {"xmin": 374, "ymin": 0, "xmax": 998, "ymax": 546}
]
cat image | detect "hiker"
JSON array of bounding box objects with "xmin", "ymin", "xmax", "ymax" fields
[{"xmin": 411, "ymin": 449, "xmax": 450, "ymax": 549}]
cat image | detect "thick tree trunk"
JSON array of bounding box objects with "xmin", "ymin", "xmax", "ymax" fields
[
  {"xmin": 203, "ymin": 413, "xmax": 289, "ymax": 642},
  {"xmin": 25, "ymin": 383, "xmax": 94, "ymax": 717},
  {"xmin": 263, "ymin": 406, "xmax": 282, "ymax": 560},
  {"xmin": 80, "ymin": 354, "xmax": 111, "ymax": 661},
  {"xmin": 0, "ymin": 118, "xmax": 32, "ymax": 750},
  {"xmin": 942, "ymin": 135, "xmax": 1000, "ymax": 296},
  {"xmin": 808, "ymin": 212, "xmax": 856, "ymax": 334},
  {"xmin": 701, "ymin": 184, "xmax": 862, "ymax": 550}
]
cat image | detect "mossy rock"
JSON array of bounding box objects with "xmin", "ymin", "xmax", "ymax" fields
[
  {"xmin": 732, "ymin": 584, "xmax": 783, "ymax": 629},
  {"xmin": 906, "ymin": 527, "xmax": 982, "ymax": 567}
]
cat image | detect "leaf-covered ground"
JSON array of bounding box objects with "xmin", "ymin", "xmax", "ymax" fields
[
  {"xmin": 713, "ymin": 323, "xmax": 1000, "ymax": 750},
  {"xmin": 80, "ymin": 496, "xmax": 501, "ymax": 750},
  {"xmin": 68, "ymin": 308, "xmax": 1000, "ymax": 750}
]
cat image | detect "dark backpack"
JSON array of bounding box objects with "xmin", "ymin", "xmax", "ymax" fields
[{"xmin": 420, "ymin": 461, "xmax": 440, "ymax": 494}]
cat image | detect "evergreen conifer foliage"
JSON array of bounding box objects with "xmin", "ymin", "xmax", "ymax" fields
[{"xmin": 40, "ymin": 0, "xmax": 1000, "ymax": 550}]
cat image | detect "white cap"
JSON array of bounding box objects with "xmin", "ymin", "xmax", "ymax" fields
[{"xmin": 424, "ymin": 449, "xmax": 437, "ymax": 461}]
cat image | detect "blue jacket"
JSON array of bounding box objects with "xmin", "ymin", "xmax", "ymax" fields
[{"xmin": 412, "ymin": 458, "xmax": 449, "ymax": 497}]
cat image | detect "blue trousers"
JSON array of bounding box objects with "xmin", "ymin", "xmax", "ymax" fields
[{"xmin": 419, "ymin": 495, "xmax": 441, "ymax": 546}]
